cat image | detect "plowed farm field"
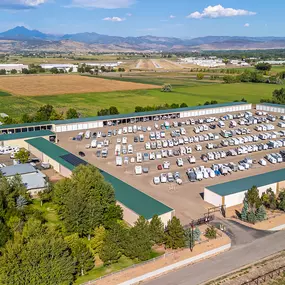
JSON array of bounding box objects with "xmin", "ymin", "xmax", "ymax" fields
[{"xmin": 0, "ymin": 74, "xmax": 159, "ymax": 96}]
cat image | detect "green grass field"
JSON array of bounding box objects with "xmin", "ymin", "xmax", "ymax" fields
[{"xmin": 0, "ymin": 82, "xmax": 280, "ymax": 120}]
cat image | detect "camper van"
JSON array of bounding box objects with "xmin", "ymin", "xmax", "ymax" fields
[
  {"xmin": 136, "ymin": 152, "xmax": 142, "ymax": 163},
  {"xmin": 85, "ymin": 131, "xmax": 91, "ymax": 139},
  {"xmin": 116, "ymin": 156, "xmax": 122, "ymax": 166}
]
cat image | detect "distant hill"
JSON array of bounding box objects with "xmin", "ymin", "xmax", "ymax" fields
[{"xmin": 1, "ymin": 26, "xmax": 285, "ymax": 52}]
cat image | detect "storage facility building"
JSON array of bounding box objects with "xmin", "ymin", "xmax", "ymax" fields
[
  {"xmin": 26, "ymin": 138, "xmax": 174, "ymax": 226},
  {"xmin": 204, "ymin": 169, "xmax": 285, "ymax": 208},
  {"xmin": 256, "ymin": 103, "xmax": 285, "ymax": 114},
  {"xmin": 0, "ymin": 102, "xmax": 252, "ymax": 135},
  {"xmin": 0, "ymin": 130, "xmax": 56, "ymax": 148}
]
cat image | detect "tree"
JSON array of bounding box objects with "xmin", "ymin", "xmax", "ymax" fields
[
  {"xmin": 100, "ymin": 233, "xmax": 121, "ymax": 265},
  {"xmin": 0, "ymin": 220, "xmax": 10, "ymax": 248},
  {"xmin": 247, "ymin": 210, "xmax": 257, "ymax": 224},
  {"xmin": 50, "ymin": 67, "xmax": 59, "ymax": 74},
  {"xmin": 246, "ymin": 186, "xmax": 262, "ymax": 211},
  {"xmin": 180, "ymin": 103, "xmax": 188, "ymax": 108},
  {"xmin": 10, "ymin": 69, "xmax": 17, "ymax": 75},
  {"xmin": 14, "ymin": 149, "xmax": 30, "ymax": 164},
  {"xmin": 261, "ymin": 188, "xmax": 277, "ymax": 210},
  {"xmin": 161, "ymin": 84, "xmax": 172, "ymax": 92},
  {"xmin": 255, "ymin": 62, "xmax": 272, "ymax": 71},
  {"xmin": 0, "ymin": 69, "xmax": 6, "ymax": 75},
  {"xmin": 35, "ymin": 104, "xmax": 55, "ymax": 121},
  {"xmin": 149, "ymin": 215, "xmax": 165, "ymax": 245},
  {"xmin": 205, "ymin": 226, "xmax": 217, "ymax": 239},
  {"xmin": 164, "ymin": 217, "xmax": 185, "ymax": 249},
  {"xmin": 241, "ymin": 200, "xmax": 249, "ymax": 221},
  {"xmin": 65, "ymin": 233, "xmax": 94, "ymax": 276},
  {"xmin": 193, "ymin": 227, "xmax": 201, "ymax": 242},
  {"xmin": 256, "ymin": 205, "xmax": 267, "ymax": 222},
  {"xmin": 0, "ymin": 230, "xmax": 75, "ymax": 285},
  {"xmin": 21, "ymin": 113, "xmax": 33, "ymax": 123},
  {"xmin": 66, "ymin": 108, "xmax": 79, "ymax": 119},
  {"xmin": 126, "ymin": 216, "xmax": 152, "ymax": 261},
  {"xmin": 196, "ymin": 73, "xmax": 204, "ymax": 80},
  {"xmin": 184, "ymin": 228, "xmax": 195, "ymax": 250},
  {"xmin": 278, "ymin": 191, "xmax": 285, "ymax": 211},
  {"xmin": 90, "ymin": 225, "xmax": 106, "ymax": 254},
  {"xmin": 16, "ymin": 195, "xmax": 28, "ymax": 210},
  {"xmin": 109, "ymin": 106, "xmax": 119, "ymax": 115},
  {"xmin": 53, "ymin": 165, "xmax": 120, "ymax": 236}
]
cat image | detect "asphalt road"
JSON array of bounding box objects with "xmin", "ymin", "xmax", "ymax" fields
[{"xmin": 145, "ymin": 224, "xmax": 285, "ymax": 285}]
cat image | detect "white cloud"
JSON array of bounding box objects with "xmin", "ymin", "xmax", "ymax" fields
[
  {"xmin": 170, "ymin": 15, "xmax": 176, "ymax": 19},
  {"xmin": 126, "ymin": 13, "xmax": 132, "ymax": 16},
  {"xmin": 103, "ymin": 17, "xmax": 126, "ymax": 22},
  {"xmin": 187, "ymin": 5, "xmax": 256, "ymax": 19},
  {"xmin": 244, "ymin": 23, "xmax": 250, "ymax": 27},
  {"xmin": 0, "ymin": 0, "xmax": 47, "ymax": 9},
  {"xmin": 70, "ymin": 0, "xmax": 135, "ymax": 9}
]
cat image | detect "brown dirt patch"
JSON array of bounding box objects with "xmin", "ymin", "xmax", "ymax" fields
[{"xmin": 0, "ymin": 74, "xmax": 159, "ymax": 96}]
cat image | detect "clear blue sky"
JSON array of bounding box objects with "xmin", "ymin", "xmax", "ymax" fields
[{"xmin": 0, "ymin": 0, "xmax": 284, "ymax": 38}]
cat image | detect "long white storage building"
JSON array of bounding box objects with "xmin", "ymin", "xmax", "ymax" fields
[
  {"xmin": 0, "ymin": 102, "xmax": 252, "ymax": 135},
  {"xmin": 204, "ymin": 169, "xmax": 285, "ymax": 208}
]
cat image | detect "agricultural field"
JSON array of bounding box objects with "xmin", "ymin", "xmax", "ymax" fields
[
  {"xmin": 0, "ymin": 74, "xmax": 159, "ymax": 96},
  {"xmin": 0, "ymin": 79, "xmax": 279, "ymax": 120}
]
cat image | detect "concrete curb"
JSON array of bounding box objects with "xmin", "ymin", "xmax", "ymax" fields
[
  {"xmin": 119, "ymin": 243, "xmax": 231, "ymax": 285},
  {"xmin": 268, "ymin": 224, "xmax": 285, "ymax": 231}
]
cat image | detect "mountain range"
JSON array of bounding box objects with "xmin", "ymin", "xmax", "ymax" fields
[{"xmin": 1, "ymin": 26, "xmax": 285, "ymax": 52}]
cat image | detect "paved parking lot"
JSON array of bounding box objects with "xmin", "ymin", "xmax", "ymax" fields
[{"xmin": 58, "ymin": 110, "xmax": 285, "ymax": 224}]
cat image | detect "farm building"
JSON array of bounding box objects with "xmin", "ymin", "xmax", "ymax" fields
[
  {"xmin": 0, "ymin": 102, "xmax": 252, "ymax": 135},
  {"xmin": 204, "ymin": 169, "xmax": 285, "ymax": 208},
  {"xmin": 256, "ymin": 103, "xmax": 285, "ymax": 114},
  {"xmin": 25, "ymin": 138, "xmax": 174, "ymax": 226},
  {"xmin": 40, "ymin": 64, "xmax": 78, "ymax": 72},
  {"xmin": 0, "ymin": 64, "xmax": 28, "ymax": 72},
  {"xmin": 0, "ymin": 130, "xmax": 56, "ymax": 148},
  {"xmin": 0, "ymin": 163, "xmax": 47, "ymax": 196}
]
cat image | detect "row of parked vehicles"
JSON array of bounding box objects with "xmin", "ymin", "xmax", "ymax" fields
[
  {"xmin": 0, "ymin": 146, "xmax": 19, "ymax": 155},
  {"xmin": 153, "ymin": 172, "xmax": 183, "ymax": 185}
]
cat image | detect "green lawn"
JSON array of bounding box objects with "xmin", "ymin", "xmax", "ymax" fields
[
  {"xmin": 29, "ymin": 200, "xmax": 61, "ymax": 230},
  {"xmin": 0, "ymin": 82, "xmax": 280, "ymax": 120},
  {"xmin": 74, "ymin": 251, "xmax": 162, "ymax": 285}
]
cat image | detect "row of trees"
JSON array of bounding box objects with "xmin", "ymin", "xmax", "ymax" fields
[
  {"xmin": 1, "ymin": 104, "xmax": 80, "ymax": 125},
  {"xmin": 97, "ymin": 106, "xmax": 120, "ymax": 116},
  {"xmin": 240, "ymin": 186, "xmax": 285, "ymax": 224},
  {"xmin": 134, "ymin": 102, "xmax": 188, "ymax": 113}
]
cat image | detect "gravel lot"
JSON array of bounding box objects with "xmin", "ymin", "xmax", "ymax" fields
[{"xmin": 57, "ymin": 110, "xmax": 285, "ymax": 224}]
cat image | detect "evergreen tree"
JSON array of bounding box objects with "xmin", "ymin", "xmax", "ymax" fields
[
  {"xmin": 247, "ymin": 211, "xmax": 257, "ymax": 224},
  {"xmin": 246, "ymin": 186, "xmax": 262, "ymax": 210},
  {"xmin": 164, "ymin": 217, "xmax": 185, "ymax": 249},
  {"xmin": 126, "ymin": 216, "xmax": 152, "ymax": 261},
  {"xmin": 149, "ymin": 215, "xmax": 165, "ymax": 245},
  {"xmin": 256, "ymin": 205, "xmax": 267, "ymax": 222},
  {"xmin": 65, "ymin": 233, "xmax": 94, "ymax": 276},
  {"xmin": 193, "ymin": 227, "xmax": 201, "ymax": 242},
  {"xmin": 100, "ymin": 232, "xmax": 121, "ymax": 265},
  {"xmin": 205, "ymin": 226, "xmax": 217, "ymax": 239},
  {"xmin": 241, "ymin": 200, "xmax": 249, "ymax": 221},
  {"xmin": 0, "ymin": 230, "xmax": 75, "ymax": 285},
  {"xmin": 53, "ymin": 165, "xmax": 120, "ymax": 236},
  {"xmin": 184, "ymin": 228, "xmax": 194, "ymax": 250},
  {"xmin": 90, "ymin": 225, "xmax": 106, "ymax": 254}
]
